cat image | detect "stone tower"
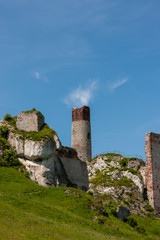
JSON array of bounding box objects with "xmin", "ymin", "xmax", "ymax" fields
[
  {"xmin": 71, "ymin": 106, "xmax": 92, "ymax": 162},
  {"xmin": 145, "ymin": 132, "xmax": 160, "ymax": 211}
]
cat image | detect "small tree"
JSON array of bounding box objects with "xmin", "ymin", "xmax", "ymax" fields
[{"xmin": 4, "ymin": 113, "xmax": 12, "ymax": 121}]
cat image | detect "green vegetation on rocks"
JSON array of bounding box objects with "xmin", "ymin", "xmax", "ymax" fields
[
  {"xmin": 145, "ymin": 201, "xmax": 154, "ymax": 212},
  {"xmin": 13, "ymin": 123, "xmax": 57, "ymax": 141},
  {"xmin": 89, "ymin": 153, "xmax": 122, "ymax": 162},
  {"xmin": 22, "ymin": 108, "xmax": 41, "ymax": 114},
  {"xmin": 112, "ymin": 177, "xmax": 133, "ymax": 188},
  {"xmin": 0, "ymin": 149, "xmax": 20, "ymax": 167},
  {"xmin": 3, "ymin": 112, "xmax": 57, "ymax": 142},
  {"xmin": 4, "ymin": 114, "xmax": 17, "ymax": 128},
  {"xmin": 0, "ymin": 126, "xmax": 20, "ymax": 167},
  {"xmin": 100, "ymin": 153, "xmax": 122, "ymax": 158},
  {"xmin": 0, "ymin": 137, "xmax": 10, "ymax": 150},
  {"xmin": 88, "ymin": 153, "xmax": 154, "ymax": 218},
  {"xmin": 90, "ymin": 173, "xmax": 134, "ymax": 188},
  {"xmin": 0, "ymin": 125, "xmax": 9, "ymax": 138},
  {"xmin": 4, "ymin": 113, "xmax": 12, "ymax": 121},
  {"xmin": 90, "ymin": 171, "xmax": 111, "ymax": 187}
]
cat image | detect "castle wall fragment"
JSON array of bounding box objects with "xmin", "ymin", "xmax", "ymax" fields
[
  {"xmin": 145, "ymin": 132, "xmax": 160, "ymax": 211},
  {"xmin": 16, "ymin": 111, "xmax": 44, "ymax": 132}
]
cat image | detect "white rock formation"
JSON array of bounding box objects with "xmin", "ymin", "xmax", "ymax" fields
[
  {"xmin": 88, "ymin": 155, "xmax": 145, "ymax": 195},
  {"xmin": 88, "ymin": 157, "xmax": 107, "ymax": 178},
  {"xmin": 122, "ymin": 171, "xmax": 144, "ymax": 194},
  {"xmin": 8, "ymin": 131, "xmax": 61, "ymax": 160},
  {"xmin": 0, "ymin": 114, "xmax": 89, "ymax": 191},
  {"xmin": 24, "ymin": 139, "xmax": 55, "ymax": 160},
  {"xmin": 8, "ymin": 132, "xmax": 24, "ymax": 156},
  {"xmin": 19, "ymin": 155, "xmax": 65, "ymax": 187}
]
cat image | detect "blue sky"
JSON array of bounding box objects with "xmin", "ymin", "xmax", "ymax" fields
[{"xmin": 1, "ymin": 0, "xmax": 160, "ymax": 160}]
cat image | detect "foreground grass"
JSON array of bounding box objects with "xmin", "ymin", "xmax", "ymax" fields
[{"xmin": 0, "ymin": 168, "xmax": 160, "ymax": 240}]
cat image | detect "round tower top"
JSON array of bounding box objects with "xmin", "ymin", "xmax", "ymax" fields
[{"xmin": 72, "ymin": 106, "xmax": 90, "ymax": 122}]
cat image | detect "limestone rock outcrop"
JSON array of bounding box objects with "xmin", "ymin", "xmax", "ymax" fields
[
  {"xmin": 0, "ymin": 110, "xmax": 89, "ymax": 191},
  {"xmin": 88, "ymin": 154, "xmax": 148, "ymax": 216},
  {"xmin": 8, "ymin": 131, "xmax": 61, "ymax": 160}
]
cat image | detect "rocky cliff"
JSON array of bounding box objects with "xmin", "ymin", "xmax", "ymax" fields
[
  {"xmin": 0, "ymin": 111, "xmax": 89, "ymax": 191},
  {"xmin": 87, "ymin": 153, "xmax": 156, "ymax": 217},
  {"xmin": 0, "ymin": 110, "xmax": 158, "ymax": 220}
]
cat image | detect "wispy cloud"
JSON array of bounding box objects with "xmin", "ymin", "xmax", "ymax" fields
[
  {"xmin": 108, "ymin": 78, "xmax": 128, "ymax": 90},
  {"xmin": 34, "ymin": 72, "xmax": 40, "ymax": 79},
  {"xmin": 34, "ymin": 71, "xmax": 49, "ymax": 83},
  {"xmin": 64, "ymin": 80, "xmax": 97, "ymax": 107}
]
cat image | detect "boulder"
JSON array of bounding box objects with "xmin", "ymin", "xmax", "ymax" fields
[{"xmin": 116, "ymin": 206, "xmax": 130, "ymax": 221}]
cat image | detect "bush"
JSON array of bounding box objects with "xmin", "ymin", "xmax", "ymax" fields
[
  {"xmin": 135, "ymin": 225, "xmax": 145, "ymax": 234},
  {"xmin": 126, "ymin": 216, "xmax": 145, "ymax": 234},
  {"xmin": 145, "ymin": 200, "xmax": 154, "ymax": 212},
  {"xmin": 126, "ymin": 216, "xmax": 138, "ymax": 227},
  {"xmin": 0, "ymin": 125, "xmax": 9, "ymax": 139},
  {"xmin": 120, "ymin": 158, "xmax": 129, "ymax": 167},
  {"xmin": 0, "ymin": 138, "xmax": 10, "ymax": 150},
  {"xmin": 106, "ymin": 200, "xmax": 117, "ymax": 216},
  {"xmin": 126, "ymin": 192, "xmax": 133, "ymax": 197},
  {"xmin": 0, "ymin": 149, "xmax": 20, "ymax": 167},
  {"xmin": 112, "ymin": 177, "xmax": 133, "ymax": 187},
  {"xmin": 4, "ymin": 113, "xmax": 12, "ymax": 121}
]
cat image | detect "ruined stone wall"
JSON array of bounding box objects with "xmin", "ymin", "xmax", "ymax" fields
[
  {"xmin": 16, "ymin": 111, "xmax": 44, "ymax": 132},
  {"xmin": 57, "ymin": 147, "xmax": 89, "ymax": 191},
  {"xmin": 72, "ymin": 106, "xmax": 92, "ymax": 162},
  {"xmin": 145, "ymin": 132, "xmax": 160, "ymax": 211}
]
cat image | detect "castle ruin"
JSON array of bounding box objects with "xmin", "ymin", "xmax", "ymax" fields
[
  {"xmin": 4, "ymin": 106, "xmax": 160, "ymax": 211},
  {"xmin": 71, "ymin": 106, "xmax": 92, "ymax": 162},
  {"xmin": 2, "ymin": 109, "xmax": 89, "ymax": 190},
  {"xmin": 16, "ymin": 111, "xmax": 44, "ymax": 132},
  {"xmin": 145, "ymin": 132, "xmax": 160, "ymax": 211}
]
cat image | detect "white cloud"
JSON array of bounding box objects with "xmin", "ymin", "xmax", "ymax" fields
[
  {"xmin": 34, "ymin": 72, "xmax": 40, "ymax": 79},
  {"xmin": 64, "ymin": 80, "xmax": 97, "ymax": 107},
  {"xmin": 34, "ymin": 72, "xmax": 49, "ymax": 83},
  {"xmin": 109, "ymin": 78, "xmax": 128, "ymax": 90}
]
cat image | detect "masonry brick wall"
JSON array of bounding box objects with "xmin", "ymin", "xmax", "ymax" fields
[
  {"xmin": 16, "ymin": 112, "xmax": 44, "ymax": 132},
  {"xmin": 145, "ymin": 132, "xmax": 160, "ymax": 211}
]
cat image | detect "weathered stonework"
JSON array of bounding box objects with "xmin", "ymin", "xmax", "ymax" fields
[
  {"xmin": 72, "ymin": 106, "xmax": 90, "ymax": 121},
  {"xmin": 72, "ymin": 106, "xmax": 92, "ymax": 162},
  {"xmin": 145, "ymin": 132, "xmax": 160, "ymax": 211},
  {"xmin": 57, "ymin": 147, "xmax": 89, "ymax": 191},
  {"xmin": 16, "ymin": 111, "xmax": 44, "ymax": 132}
]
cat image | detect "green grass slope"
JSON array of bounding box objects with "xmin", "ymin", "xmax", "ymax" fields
[{"xmin": 0, "ymin": 168, "xmax": 160, "ymax": 240}]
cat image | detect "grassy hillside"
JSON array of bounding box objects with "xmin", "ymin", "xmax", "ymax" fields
[{"xmin": 0, "ymin": 168, "xmax": 160, "ymax": 240}]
